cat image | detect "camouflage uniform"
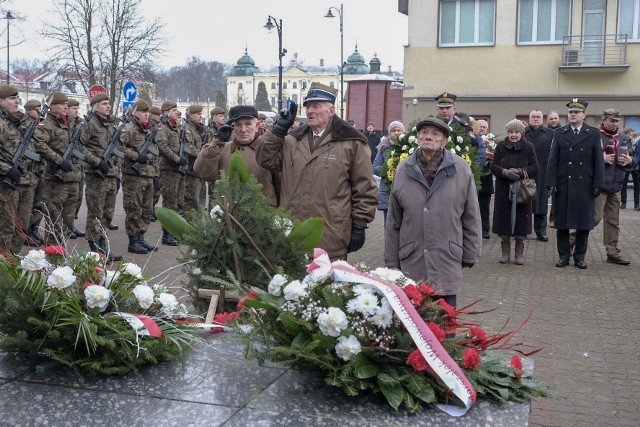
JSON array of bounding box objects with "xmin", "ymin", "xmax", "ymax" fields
[
  {"xmin": 34, "ymin": 111, "xmax": 81, "ymax": 244},
  {"xmin": 81, "ymin": 112, "xmax": 119, "ymax": 244},
  {"xmin": 183, "ymin": 118, "xmax": 204, "ymax": 213},
  {"xmin": 156, "ymin": 118, "xmax": 184, "ymax": 213}
]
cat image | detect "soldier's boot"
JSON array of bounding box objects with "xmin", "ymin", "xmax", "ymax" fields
[
  {"xmin": 98, "ymin": 237, "xmax": 123, "ymax": 262},
  {"xmin": 514, "ymin": 239, "xmax": 525, "ymax": 265},
  {"xmin": 162, "ymin": 228, "xmax": 178, "ymax": 246},
  {"xmin": 128, "ymin": 235, "xmax": 149, "ymax": 254},
  {"xmin": 138, "ymin": 232, "xmax": 158, "ymax": 252},
  {"xmin": 88, "ymin": 240, "xmax": 102, "ymax": 253},
  {"xmin": 500, "ymin": 236, "xmax": 511, "ymax": 264},
  {"xmin": 28, "ymin": 224, "xmax": 44, "ymax": 244}
]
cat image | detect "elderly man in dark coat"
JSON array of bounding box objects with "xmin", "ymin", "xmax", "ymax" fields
[
  {"xmin": 525, "ymin": 110, "xmax": 555, "ymax": 242},
  {"xmin": 546, "ymin": 99, "xmax": 605, "ymax": 269}
]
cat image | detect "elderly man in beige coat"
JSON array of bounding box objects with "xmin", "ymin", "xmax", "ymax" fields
[
  {"xmin": 256, "ymin": 83, "xmax": 377, "ymax": 261},
  {"xmin": 385, "ymin": 118, "xmax": 482, "ymax": 307}
]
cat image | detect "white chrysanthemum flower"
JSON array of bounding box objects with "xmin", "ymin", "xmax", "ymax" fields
[
  {"xmin": 317, "ymin": 307, "xmax": 348, "ymax": 337},
  {"xmin": 100, "ymin": 270, "xmax": 120, "ymax": 288},
  {"xmin": 487, "ymin": 133, "xmax": 495, "ymax": 139},
  {"xmin": 455, "ymin": 145, "xmax": 461, "ymax": 151},
  {"xmin": 456, "ymin": 136, "xmax": 463, "ymax": 143},
  {"xmin": 408, "ymin": 147, "xmax": 415, "ymax": 154},
  {"xmin": 346, "ymin": 292, "xmax": 379, "ymax": 316},
  {"xmin": 450, "ymin": 148, "xmax": 456, "ymax": 154},
  {"xmin": 283, "ymin": 280, "xmax": 308, "ymax": 301},
  {"xmin": 335, "ymin": 335, "xmax": 362, "ymax": 361},
  {"xmin": 399, "ymin": 133, "xmax": 406, "ymax": 140},
  {"xmin": 370, "ymin": 305, "xmax": 394, "ymax": 329},
  {"xmin": 352, "ymin": 284, "xmax": 376, "ymax": 296},
  {"xmin": 84, "ymin": 251, "xmax": 102, "ymax": 261},
  {"xmin": 123, "ymin": 263, "xmax": 143, "ymax": 278},
  {"xmin": 268, "ymin": 274, "xmax": 288, "ymax": 296},
  {"xmin": 307, "ymin": 265, "xmax": 332, "ymax": 284},
  {"xmin": 132, "ymin": 284, "xmax": 155, "ymax": 309},
  {"xmin": 210, "ymin": 205, "xmax": 223, "ymax": 219},
  {"xmin": 21, "ymin": 250, "xmax": 49, "ymax": 271},
  {"xmin": 84, "ymin": 285, "xmax": 111, "ymax": 311},
  {"xmin": 369, "ymin": 267, "xmax": 405, "ymax": 284},
  {"xmin": 158, "ymin": 293, "xmax": 178, "ymax": 312},
  {"xmin": 47, "ymin": 266, "xmax": 76, "ymax": 289},
  {"xmin": 192, "ymin": 267, "xmax": 202, "ymax": 275},
  {"xmin": 408, "ymin": 135, "xmax": 416, "ymax": 143},
  {"xmin": 401, "ymin": 145, "xmax": 408, "ymax": 151}
]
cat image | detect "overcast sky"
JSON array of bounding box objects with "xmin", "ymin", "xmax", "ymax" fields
[{"xmin": 5, "ymin": 0, "xmax": 408, "ymax": 72}]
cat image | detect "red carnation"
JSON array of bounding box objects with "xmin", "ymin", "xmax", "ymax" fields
[
  {"xmin": 214, "ymin": 311, "xmax": 240, "ymax": 325},
  {"xmin": 84, "ymin": 282, "xmax": 95, "ymax": 289},
  {"xmin": 406, "ymin": 349, "xmax": 429, "ymax": 372},
  {"xmin": 469, "ymin": 326, "xmax": 488, "ymax": 350},
  {"xmin": 237, "ymin": 300, "xmax": 246, "ymax": 310},
  {"xmin": 95, "ymin": 266, "xmax": 105, "ymax": 273},
  {"xmin": 462, "ymin": 348, "xmax": 481, "ymax": 370},
  {"xmin": 427, "ymin": 321, "xmax": 446, "ymax": 343},
  {"xmin": 437, "ymin": 299, "xmax": 456, "ymax": 319},
  {"xmin": 246, "ymin": 290, "xmax": 259, "ymax": 300},
  {"xmin": 44, "ymin": 245, "xmax": 66, "ymax": 256},
  {"xmin": 419, "ymin": 282, "xmax": 437, "ymax": 297},
  {"xmin": 403, "ymin": 284, "xmax": 422, "ymax": 303},
  {"xmin": 511, "ymin": 355, "xmax": 523, "ymax": 379}
]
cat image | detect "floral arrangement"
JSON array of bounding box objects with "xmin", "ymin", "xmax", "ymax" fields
[
  {"xmin": 379, "ymin": 121, "xmax": 484, "ymax": 197},
  {"xmin": 232, "ymin": 251, "xmax": 552, "ymax": 414},
  {"xmin": 0, "ymin": 246, "xmax": 201, "ymax": 375},
  {"xmin": 481, "ymin": 133, "xmax": 500, "ymax": 169}
]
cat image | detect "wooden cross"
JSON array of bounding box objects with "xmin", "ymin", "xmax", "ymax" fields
[{"xmin": 198, "ymin": 288, "xmax": 225, "ymax": 324}]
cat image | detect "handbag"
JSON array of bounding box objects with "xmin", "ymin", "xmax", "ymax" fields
[{"xmin": 509, "ymin": 170, "xmax": 537, "ymax": 204}]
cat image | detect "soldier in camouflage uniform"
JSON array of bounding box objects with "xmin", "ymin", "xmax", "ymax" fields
[
  {"xmin": 81, "ymin": 93, "xmax": 122, "ymax": 261},
  {"xmin": 155, "ymin": 101, "xmax": 187, "ymax": 245},
  {"xmin": 183, "ymin": 104, "xmax": 204, "ymax": 213},
  {"xmin": 0, "ymin": 85, "xmax": 37, "ymax": 254},
  {"xmin": 20, "ymin": 100, "xmax": 45, "ymax": 247},
  {"xmin": 200, "ymin": 107, "xmax": 226, "ymax": 207},
  {"xmin": 120, "ymin": 99, "xmax": 159, "ymax": 254},
  {"xmin": 33, "ymin": 92, "xmax": 81, "ymax": 245},
  {"xmin": 149, "ymin": 105, "xmax": 162, "ymax": 221},
  {"xmin": 67, "ymin": 98, "xmax": 86, "ymax": 239}
]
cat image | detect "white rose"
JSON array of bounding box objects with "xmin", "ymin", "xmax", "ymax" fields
[
  {"xmin": 268, "ymin": 274, "xmax": 288, "ymax": 296},
  {"xmin": 84, "ymin": 285, "xmax": 111, "ymax": 311},
  {"xmin": 408, "ymin": 147, "xmax": 415, "ymax": 154},
  {"xmin": 335, "ymin": 335, "xmax": 362, "ymax": 361},
  {"xmin": 132, "ymin": 284, "xmax": 155, "ymax": 309},
  {"xmin": 450, "ymin": 148, "xmax": 456, "ymax": 155},
  {"xmin": 455, "ymin": 145, "xmax": 461, "ymax": 151},
  {"xmin": 210, "ymin": 205, "xmax": 223, "ymax": 219},
  {"xmin": 123, "ymin": 263, "xmax": 143, "ymax": 278},
  {"xmin": 457, "ymin": 136, "xmax": 463, "ymax": 143},
  {"xmin": 47, "ymin": 266, "xmax": 76, "ymax": 289},
  {"xmin": 401, "ymin": 145, "xmax": 408, "ymax": 151},
  {"xmin": 157, "ymin": 293, "xmax": 178, "ymax": 312},
  {"xmin": 21, "ymin": 250, "xmax": 49, "ymax": 271},
  {"xmin": 317, "ymin": 307, "xmax": 348, "ymax": 337},
  {"xmin": 283, "ymin": 280, "xmax": 308, "ymax": 301},
  {"xmin": 408, "ymin": 135, "xmax": 416, "ymax": 143},
  {"xmin": 465, "ymin": 146, "xmax": 470, "ymax": 152}
]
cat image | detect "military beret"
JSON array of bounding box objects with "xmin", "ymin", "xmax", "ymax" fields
[
  {"xmin": 258, "ymin": 113, "xmax": 267, "ymax": 120},
  {"xmin": 161, "ymin": 101, "xmax": 177, "ymax": 111},
  {"xmin": 67, "ymin": 98, "xmax": 80, "ymax": 107},
  {"xmin": 49, "ymin": 91, "xmax": 68, "ymax": 105},
  {"xmin": 0, "ymin": 85, "xmax": 18, "ymax": 99},
  {"xmin": 602, "ymin": 108, "xmax": 620, "ymax": 119},
  {"xmin": 89, "ymin": 93, "xmax": 109, "ymax": 106},
  {"xmin": 210, "ymin": 107, "xmax": 225, "ymax": 116},
  {"xmin": 24, "ymin": 100, "xmax": 42, "ymax": 112},
  {"xmin": 149, "ymin": 106, "xmax": 162, "ymax": 116},
  {"xmin": 133, "ymin": 99, "xmax": 149, "ymax": 112},
  {"xmin": 188, "ymin": 104, "xmax": 203, "ymax": 115}
]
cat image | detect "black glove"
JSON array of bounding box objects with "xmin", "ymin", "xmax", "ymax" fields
[
  {"xmin": 347, "ymin": 223, "xmax": 366, "ymax": 253},
  {"xmin": 462, "ymin": 262, "xmax": 474, "ymax": 269},
  {"xmin": 215, "ymin": 124, "xmax": 233, "ymax": 142},
  {"xmin": 546, "ymin": 186, "xmax": 555, "ymax": 198},
  {"xmin": 153, "ymin": 176, "xmax": 160, "ymax": 190},
  {"xmin": 272, "ymin": 102, "xmax": 297, "ymax": 136},
  {"xmin": 136, "ymin": 152, "xmax": 149, "ymax": 164},
  {"xmin": 502, "ymin": 168, "xmax": 520, "ymax": 182},
  {"xmin": 592, "ymin": 188, "xmax": 601, "ymax": 199},
  {"xmin": 59, "ymin": 159, "xmax": 73, "ymax": 172},
  {"xmin": 97, "ymin": 159, "xmax": 110, "ymax": 174},
  {"xmin": 178, "ymin": 156, "xmax": 188, "ymax": 166},
  {"xmin": 5, "ymin": 167, "xmax": 22, "ymax": 184}
]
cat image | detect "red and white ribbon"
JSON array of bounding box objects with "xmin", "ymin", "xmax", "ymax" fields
[
  {"xmin": 307, "ymin": 248, "xmax": 476, "ymax": 416},
  {"xmin": 107, "ymin": 312, "xmax": 163, "ymax": 338}
]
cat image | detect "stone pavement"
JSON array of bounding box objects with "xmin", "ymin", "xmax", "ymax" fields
[{"xmin": 5, "ymin": 188, "xmax": 640, "ymax": 426}]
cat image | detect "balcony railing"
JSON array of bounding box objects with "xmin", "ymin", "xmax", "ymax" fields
[{"xmin": 561, "ymin": 34, "xmax": 628, "ymax": 69}]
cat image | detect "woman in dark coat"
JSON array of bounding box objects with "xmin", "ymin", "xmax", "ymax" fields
[
  {"xmin": 491, "ymin": 119, "xmax": 539, "ymax": 265},
  {"xmin": 372, "ymin": 120, "xmax": 405, "ymax": 228}
]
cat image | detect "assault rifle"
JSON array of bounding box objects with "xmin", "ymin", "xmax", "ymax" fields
[
  {"xmin": 131, "ymin": 122, "xmax": 161, "ymax": 175},
  {"xmin": 94, "ymin": 106, "xmax": 136, "ymax": 179},
  {"xmin": 2, "ymin": 97, "xmax": 50, "ymax": 190},
  {"xmin": 53, "ymin": 111, "xmax": 92, "ymax": 182},
  {"xmin": 177, "ymin": 117, "xmax": 192, "ymax": 176}
]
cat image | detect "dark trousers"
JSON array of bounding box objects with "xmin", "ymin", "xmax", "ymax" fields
[
  {"xmin": 621, "ymin": 170, "xmax": 639, "ymax": 207},
  {"xmin": 534, "ymin": 214, "xmax": 547, "ymax": 236},
  {"xmin": 557, "ymin": 228, "xmax": 589, "ymax": 261},
  {"xmin": 478, "ymin": 192, "xmax": 492, "ymax": 235}
]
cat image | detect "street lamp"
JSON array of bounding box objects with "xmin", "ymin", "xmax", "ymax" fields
[
  {"xmin": 324, "ymin": 4, "xmax": 344, "ymax": 118},
  {"xmin": 264, "ymin": 16, "xmax": 286, "ymax": 112},
  {"xmin": 3, "ymin": 11, "xmax": 16, "ymax": 85}
]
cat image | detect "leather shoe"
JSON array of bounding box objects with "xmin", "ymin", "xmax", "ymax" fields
[
  {"xmin": 606, "ymin": 254, "xmax": 630, "ymax": 265},
  {"xmin": 620, "ymin": 203, "xmax": 626, "ymax": 209},
  {"xmin": 73, "ymin": 228, "xmax": 85, "ymax": 238},
  {"xmin": 555, "ymin": 257, "xmax": 570, "ymax": 267},
  {"xmin": 574, "ymin": 259, "xmax": 587, "ymax": 269},
  {"xmin": 108, "ymin": 224, "xmax": 119, "ymax": 231},
  {"xmin": 482, "ymin": 232, "xmax": 490, "ymax": 239},
  {"xmin": 537, "ymin": 234, "xmax": 549, "ymax": 242}
]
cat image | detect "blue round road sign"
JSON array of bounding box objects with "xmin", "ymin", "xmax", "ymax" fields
[{"xmin": 123, "ymin": 81, "xmax": 137, "ymax": 102}]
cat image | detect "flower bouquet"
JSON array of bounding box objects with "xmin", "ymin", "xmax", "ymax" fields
[
  {"xmin": 0, "ymin": 246, "xmax": 200, "ymax": 375},
  {"xmin": 379, "ymin": 121, "xmax": 484, "ymax": 197},
  {"xmin": 233, "ymin": 250, "xmax": 552, "ymax": 414},
  {"xmin": 481, "ymin": 133, "xmax": 500, "ymax": 169}
]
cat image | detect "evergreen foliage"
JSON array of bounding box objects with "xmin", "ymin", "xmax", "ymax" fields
[
  {"xmin": 215, "ymin": 90, "xmax": 228, "ymax": 112},
  {"xmin": 254, "ymin": 82, "xmax": 272, "ymax": 112}
]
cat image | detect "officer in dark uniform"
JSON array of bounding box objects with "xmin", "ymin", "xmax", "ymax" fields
[{"xmin": 546, "ymin": 99, "xmax": 605, "ymax": 269}]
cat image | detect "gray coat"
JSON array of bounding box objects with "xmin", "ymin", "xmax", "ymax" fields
[{"xmin": 385, "ymin": 149, "xmax": 482, "ymax": 296}]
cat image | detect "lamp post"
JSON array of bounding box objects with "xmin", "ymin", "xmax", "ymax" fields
[
  {"xmin": 264, "ymin": 16, "xmax": 286, "ymax": 112},
  {"xmin": 324, "ymin": 4, "xmax": 344, "ymax": 118},
  {"xmin": 4, "ymin": 11, "xmax": 15, "ymax": 85}
]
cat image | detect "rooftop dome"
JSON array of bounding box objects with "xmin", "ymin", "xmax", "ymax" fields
[
  {"xmin": 343, "ymin": 44, "xmax": 370, "ymax": 75},
  {"xmin": 229, "ymin": 48, "xmax": 260, "ymax": 76}
]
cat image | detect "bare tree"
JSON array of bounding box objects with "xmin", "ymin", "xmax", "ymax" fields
[
  {"xmin": 42, "ymin": 0, "xmax": 166, "ymax": 110},
  {"xmin": 155, "ymin": 56, "xmax": 228, "ymax": 103},
  {"xmin": 10, "ymin": 57, "xmax": 47, "ymax": 99}
]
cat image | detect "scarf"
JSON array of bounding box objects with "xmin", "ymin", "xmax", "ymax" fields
[{"xmin": 598, "ymin": 124, "xmax": 619, "ymax": 153}]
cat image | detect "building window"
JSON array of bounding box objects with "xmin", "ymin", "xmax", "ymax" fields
[
  {"xmin": 238, "ymin": 83, "xmax": 243, "ymax": 90},
  {"xmin": 271, "ymin": 97, "xmax": 276, "ymax": 107},
  {"xmin": 292, "ymin": 94, "xmax": 298, "ymax": 103},
  {"xmin": 293, "ymin": 82, "xmax": 298, "ymax": 89},
  {"xmin": 619, "ymin": 0, "xmax": 640, "ymax": 41},
  {"xmin": 283, "ymin": 82, "xmax": 288, "ymax": 89},
  {"xmin": 439, "ymin": 0, "xmax": 495, "ymax": 46},
  {"xmin": 271, "ymin": 82, "xmax": 276, "ymax": 89},
  {"xmin": 329, "ymin": 82, "xmax": 335, "ymax": 88},
  {"xmin": 518, "ymin": 0, "xmax": 571, "ymax": 44}
]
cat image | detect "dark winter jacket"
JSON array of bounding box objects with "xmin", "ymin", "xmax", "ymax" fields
[
  {"xmin": 524, "ymin": 125, "xmax": 554, "ymax": 214},
  {"xmin": 598, "ymin": 126, "xmax": 631, "ymax": 193}
]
